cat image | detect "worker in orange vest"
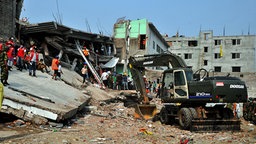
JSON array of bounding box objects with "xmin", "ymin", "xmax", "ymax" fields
[
  {"xmin": 51, "ymin": 55, "xmax": 60, "ymax": 80},
  {"xmin": 83, "ymin": 46, "xmax": 90, "ymax": 59}
]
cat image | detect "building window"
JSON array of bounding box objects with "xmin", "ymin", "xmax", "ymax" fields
[
  {"xmin": 214, "ymin": 66, "xmax": 221, "ymax": 72},
  {"xmin": 232, "ymin": 39, "xmax": 241, "ymax": 45},
  {"xmin": 140, "ymin": 35, "xmax": 146, "ymax": 49},
  {"xmin": 184, "ymin": 53, "xmax": 192, "ymax": 59},
  {"xmin": 156, "ymin": 45, "xmax": 161, "ymax": 53},
  {"xmin": 204, "ymin": 47, "xmax": 208, "ymax": 52},
  {"xmin": 232, "ymin": 53, "xmax": 240, "ymax": 59},
  {"xmin": 232, "ymin": 66, "xmax": 241, "ymax": 72},
  {"xmin": 167, "ymin": 41, "xmax": 172, "ymax": 47},
  {"xmin": 204, "ymin": 33, "xmax": 210, "ymax": 40},
  {"xmin": 116, "ymin": 47, "xmax": 122, "ymax": 58},
  {"xmin": 188, "ymin": 41, "xmax": 198, "ymax": 47},
  {"xmin": 214, "ymin": 40, "xmax": 221, "ymax": 45},
  {"xmin": 204, "ymin": 60, "xmax": 208, "ymax": 66},
  {"xmin": 214, "ymin": 53, "xmax": 221, "ymax": 59},
  {"xmin": 153, "ymin": 41, "xmax": 155, "ymax": 49}
]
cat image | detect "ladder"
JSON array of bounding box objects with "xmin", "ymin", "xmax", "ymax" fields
[{"xmin": 75, "ymin": 40, "xmax": 104, "ymax": 87}]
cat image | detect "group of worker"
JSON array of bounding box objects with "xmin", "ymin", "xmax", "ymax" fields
[
  {"xmin": 100, "ymin": 71, "xmax": 131, "ymax": 90},
  {"xmin": 0, "ymin": 36, "xmax": 50, "ymax": 86},
  {"xmin": 81, "ymin": 45, "xmax": 132, "ymax": 90}
]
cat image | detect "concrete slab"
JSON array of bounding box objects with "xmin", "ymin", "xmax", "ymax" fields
[{"xmin": 1, "ymin": 67, "xmax": 90, "ymax": 123}]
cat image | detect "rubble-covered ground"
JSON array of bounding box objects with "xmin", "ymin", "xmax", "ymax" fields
[{"xmin": 1, "ymin": 84, "xmax": 256, "ymax": 144}]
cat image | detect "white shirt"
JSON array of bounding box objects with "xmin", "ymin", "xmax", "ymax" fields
[{"xmin": 101, "ymin": 72, "xmax": 109, "ymax": 81}]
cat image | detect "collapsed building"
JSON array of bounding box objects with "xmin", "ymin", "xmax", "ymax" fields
[
  {"xmin": 0, "ymin": 1, "xmax": 118, "ymax": 123},
  {"xmin": 19, "ymin": 21, "xmax": 115, "ymax": 71}
]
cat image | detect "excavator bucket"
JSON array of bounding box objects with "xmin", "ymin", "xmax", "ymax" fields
[{"xmin": 134, "ymin": 104, "xmax": 157, "ymax": 120}]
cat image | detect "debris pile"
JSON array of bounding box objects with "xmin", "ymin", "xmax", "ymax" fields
[{"xmin": 1, "ymin": 82, "xmax": 256, "ymax": 143}]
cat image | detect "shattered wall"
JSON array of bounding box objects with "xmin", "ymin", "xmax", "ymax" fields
[{"xmin": 0, "ymin": 0, "xmax": 23, "ymax": 39}]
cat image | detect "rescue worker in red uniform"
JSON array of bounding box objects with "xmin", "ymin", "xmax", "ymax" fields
[
  {"xmin": 16, "ymin": 44, "xmax": 26, "ymax": 71},
  {"xmin": 6, "ymin": 37, "xmax": 15, "ymax": 71}
]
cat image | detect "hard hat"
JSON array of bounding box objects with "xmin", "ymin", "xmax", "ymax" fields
[{"xmin": 9, "ymin": 36, "xmax": 14, "ymax": 40}]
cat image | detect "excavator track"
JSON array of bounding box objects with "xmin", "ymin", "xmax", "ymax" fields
[{"xmin": 190, "ymin": 119, "xmax": 241, "ymax": 132}]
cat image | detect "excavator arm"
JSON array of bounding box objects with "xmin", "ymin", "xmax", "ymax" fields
[{"xmin": 129, "ymin": 53, "xmax": 187, "ymax": 68}]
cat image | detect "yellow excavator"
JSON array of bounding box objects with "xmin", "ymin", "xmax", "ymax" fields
[{"xmin": 128, "ymin": 53, "xmax": 248, "ymax": 131}]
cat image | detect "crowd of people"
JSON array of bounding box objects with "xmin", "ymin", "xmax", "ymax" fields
[
  {"xmin": 0, "ymin": 36, "xmax": 146, "ymax": 92},
  {"xmin": 0, "ymin": 36, "xmax": 53, "ymax": 86},
  {"xmin": 74, "ymin": 45, "xmax": 164, "ymax": 92},
  {"xmin": 75, "ymin": 58, "xmax": 134, "ymax": 90},
  {"xmin": 75, "ymin": 45, "xmax": 134, "ymax": 90}
]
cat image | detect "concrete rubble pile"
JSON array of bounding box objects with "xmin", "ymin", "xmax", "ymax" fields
[{"xmin": 1, "ymin": 80, "xmax": 256, "ymax": 143}]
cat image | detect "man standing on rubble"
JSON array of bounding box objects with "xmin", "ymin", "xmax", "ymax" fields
[
  {"xmin": 101, "ymin": 70, "xmax": 109, "ymax": 88},
  {"xmin": 51, "ymin": 55, "xmax": 60, "ymax": 80},
  {"xmin": 16, "ymin": 43, "xmax": 26, "ymax": 71},
  {"xmin": 81, "ymin": 62, "xmax": 89, "ymax": 84},
  {"xmin": 82, "ymin": 46, "xmax": 90, "ymax": 59},
  {"xmin": 6, "ymin": 36, "xmax": 15, "ymax": 71},
  {"xmin": 28, "ymin": 47, "xmax": 39, "ymax": 77},
  {"xmin": 0, "ymin": 40, "xmax": 9, "ymax": 86}
]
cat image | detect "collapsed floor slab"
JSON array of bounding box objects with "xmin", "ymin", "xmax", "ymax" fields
[{"xmin": 0, "ymin": 67, "xmax": 90, "ymax": 124}]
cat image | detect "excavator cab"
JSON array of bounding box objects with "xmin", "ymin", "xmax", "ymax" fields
[
  {"xmin": 173, "ymin": 69, "xmax": 189, "ymax": 98},
  {"xmin": 160, "ymin": 68, "xmax": 192, "ymax": 101}
]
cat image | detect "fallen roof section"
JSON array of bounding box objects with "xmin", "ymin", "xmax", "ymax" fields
[
  {"xmin": 100, "ymin": 57, "xmax": 119, "ymax": 68},
  {"xmin": 0, "ymin": 67, "xmax": 90, "ymax": 124}
]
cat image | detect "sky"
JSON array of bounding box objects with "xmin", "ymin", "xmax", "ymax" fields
[{"xmin": 21, "ymin": 0, "xmax": 256, "ymax": 37}]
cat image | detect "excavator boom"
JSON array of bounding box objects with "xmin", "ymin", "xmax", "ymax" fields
[{"xmin": 129, "ymin": 53, "xmax": 187, "ymax": 68}]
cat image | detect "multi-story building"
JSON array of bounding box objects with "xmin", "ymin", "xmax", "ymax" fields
[
  {"xmin": 165, "ymin": 30, "xmax": 256, "ymax": 73},
  {"xmin": 113, "ymin": 18, "xmax": 169, "ymax": 73}
]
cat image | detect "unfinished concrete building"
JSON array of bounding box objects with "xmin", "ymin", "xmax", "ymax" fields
[
  {"xmin": 165, "ymin": 30, "xmax": 256, "ymax": 73},
  {"xmin": 113, "ymin": 18, "xmax": 169, "ymax": 74},
  {"xmin": 165, "ymin": 31, "xmax": 256, "ymax": 98}
]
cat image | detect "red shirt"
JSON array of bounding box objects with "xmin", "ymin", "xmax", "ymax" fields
[
  {"xmin": 17, "ymin": 46, "xmax": 26, "ymax": 58},
  {"xmin": 6, "ymin": 40, "xmax": 14, "ymax": 47},
  {"xmin": 7, "ymin": 47, "xmax": 15, "ymax": 58},
  {"xmin": 29, "ymin": 51, "xmax": 39, "ymax": 63}
]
